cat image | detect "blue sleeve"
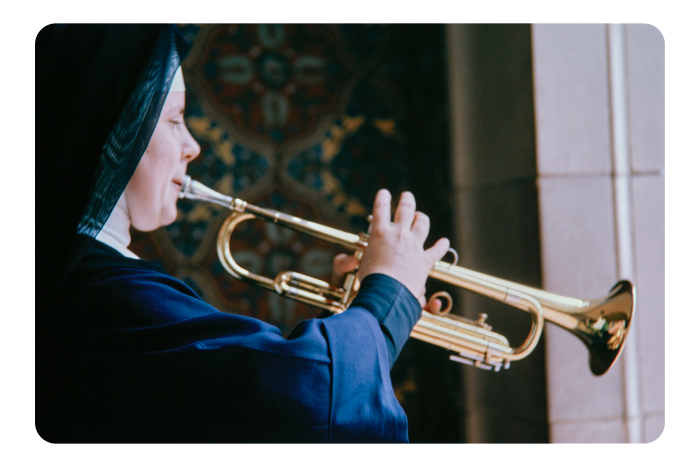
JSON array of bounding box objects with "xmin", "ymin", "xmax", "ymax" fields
[
  {"xmin": 48, "ymin": 264, "xmax": 418, "ymax": 443},
  {"xmin": 349, "ymin": 273, "xmax": 422, "ymax": 368}
]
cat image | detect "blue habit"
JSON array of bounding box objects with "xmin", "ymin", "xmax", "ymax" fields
[{"xmin": 39, "ymin": 238, "xmax": 421, "ymax": 443}]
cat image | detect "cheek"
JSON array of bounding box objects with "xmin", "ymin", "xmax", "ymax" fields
[
  {"xmin": 125, "ymin": 161, "xmax": 157, "ymax": 231},
  {"xmin": 125, "ymin": 119, "xmax": 184, "ymax": 231},
  {"xmin": 137, "ymin": 130, "xmax": 176, "ymax": 189}
]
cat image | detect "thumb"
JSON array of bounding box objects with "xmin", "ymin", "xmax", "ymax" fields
[
  {"xmin": 332, "ymin": 253, "xmax": 359, "ymax": 285},
  {"xmin": 338, "ymin": 254, "xmax": 359, "ymax": 272}
]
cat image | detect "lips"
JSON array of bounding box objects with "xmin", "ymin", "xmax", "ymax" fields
[
  {"xmin": 171, "ymin": 179, "xmax": 182, "ymax": 195},
  {"xmin": 172, "ymin": 173, "xmax": 189, "ymax": 195}
]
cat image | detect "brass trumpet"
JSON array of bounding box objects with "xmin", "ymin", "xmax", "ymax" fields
[{"xmin": 179, "ymin": 176, "xmax": 635, "ymax": 375}]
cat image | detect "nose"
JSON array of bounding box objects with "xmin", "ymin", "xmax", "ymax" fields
[{"xmin": 183, "ymin": 126, "xmax": 201, "ymax": 162}]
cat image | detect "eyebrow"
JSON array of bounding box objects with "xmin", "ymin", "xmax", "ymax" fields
[{"xmin": 164, "ymin": 102, "xmax": 185, "ymax": 119}]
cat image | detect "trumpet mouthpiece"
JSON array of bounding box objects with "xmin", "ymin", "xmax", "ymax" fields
[
  {"xmin": 178, "ymin": 175, "xmax": 192, "ymax": 199},
  {"xmin": 178, "ymin": 175, "xmax": 235, "ymax": 209}
]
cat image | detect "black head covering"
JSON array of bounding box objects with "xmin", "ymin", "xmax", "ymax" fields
[{"xmin": 35, "ymin": 24, "xmax": 190, "ymax": 321}]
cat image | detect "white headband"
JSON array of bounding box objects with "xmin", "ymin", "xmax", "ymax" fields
[{"xmin": 169, "ymin": 66, "xmax": 186, "ymax": 93}]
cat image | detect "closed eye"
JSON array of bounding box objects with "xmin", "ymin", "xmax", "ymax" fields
[{"xmin": 169, "ymin": 107, "xmax": 185, "ymax": 125}]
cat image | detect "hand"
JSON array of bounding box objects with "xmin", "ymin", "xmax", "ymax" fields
[{"xmin": 356, "ymin": 189, "xmax": 450, "ymax": 302}]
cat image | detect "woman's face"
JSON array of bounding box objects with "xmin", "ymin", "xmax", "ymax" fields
[{"xmin": 125, "ymin": 91, "xmax": 200, "ymax": 231}]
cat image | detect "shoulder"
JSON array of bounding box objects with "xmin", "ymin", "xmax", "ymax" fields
[
  {"xmin": 78, "ymin": 238, "xmax": 171, "ymax": 277},
  {"xmin": 55, "ymin": 239, "xmax": 288, "ymax": 354},
  {"xmin": 61, "ymin": 238, "xmax": 209, "ymax": 326}
]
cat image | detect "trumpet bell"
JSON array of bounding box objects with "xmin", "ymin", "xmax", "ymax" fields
[{"xmin": 573, "ymin": 280, "xmax": 636, "ymax": 376}]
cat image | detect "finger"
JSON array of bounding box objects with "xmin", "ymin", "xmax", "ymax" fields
[
  {"xmin": 411, "ymin": 211, "xmax": 430, "ymax": 241},
  {"xmin": 332, "ymin": 254, "xmax": 359, "ymax": 285},
  {"xmin": 422, "ymin": 297, "xmax": 441, "ymax": 313},
  {"xmin": 418, "ymin": 294, "xmax": 427, "ymax": 309},
  {"xmin": 423, "ymin": 297, "xmax": 444, "ymax": 314},
  {"xmin": 371, "ymin": 189, "xmax": 392, "ymax": 228},
  {"xmin": 334, "ymin": 253, "xmax": 359, "ymax": 273},
  {"xmin": 424, "ymin": 238, "xmax": 451, "ymax": 265},
  {"xmin": 393, "ymin": 191, "xmax": 416, "ymax": 229}
]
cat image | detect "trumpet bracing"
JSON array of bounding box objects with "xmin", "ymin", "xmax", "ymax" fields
[{"xmin": 180, "ymin": 176, "xmax": 635, "ymax": 375}]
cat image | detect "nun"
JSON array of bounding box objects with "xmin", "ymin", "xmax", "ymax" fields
[{"xmin": 35, "ymin": 24, "xmax": 448, "ymax": 443}]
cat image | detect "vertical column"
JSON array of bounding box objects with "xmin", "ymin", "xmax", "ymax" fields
[
  {"xmin": 446, "ymin": 24, "xmax": 547, "ymax": 443},
  {"xmin": 532, "ymin": 23, "xmax": 664, "ymax": 443},
  {"xmin": 625, "ymin": 24, "xmax": 665, "ymax": 443},
  {"xmin": 533, "ymin": 23, "xmax": 625, "ymax": 443},
  {"xmin": 607, "ymin": 23, "xmax": 642, "ymax": 444}
]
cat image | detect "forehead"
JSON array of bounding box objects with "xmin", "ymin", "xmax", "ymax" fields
[{"xmin": 161, "ymin": 91, "xmax": 185, "ymax": 114}]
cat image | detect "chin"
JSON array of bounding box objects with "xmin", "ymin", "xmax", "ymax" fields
[
  {"xmin": 132, "ymin": 208, "xmax": 177, "ymax": 232},
  {"xmin": 161, "ymin": 207, "xmax": 178, "ymax": 227}
]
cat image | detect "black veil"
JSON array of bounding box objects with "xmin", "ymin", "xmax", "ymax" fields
[{"xmin": 35, "ymin": 24, "xmax": 190, "ymax": 320}]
